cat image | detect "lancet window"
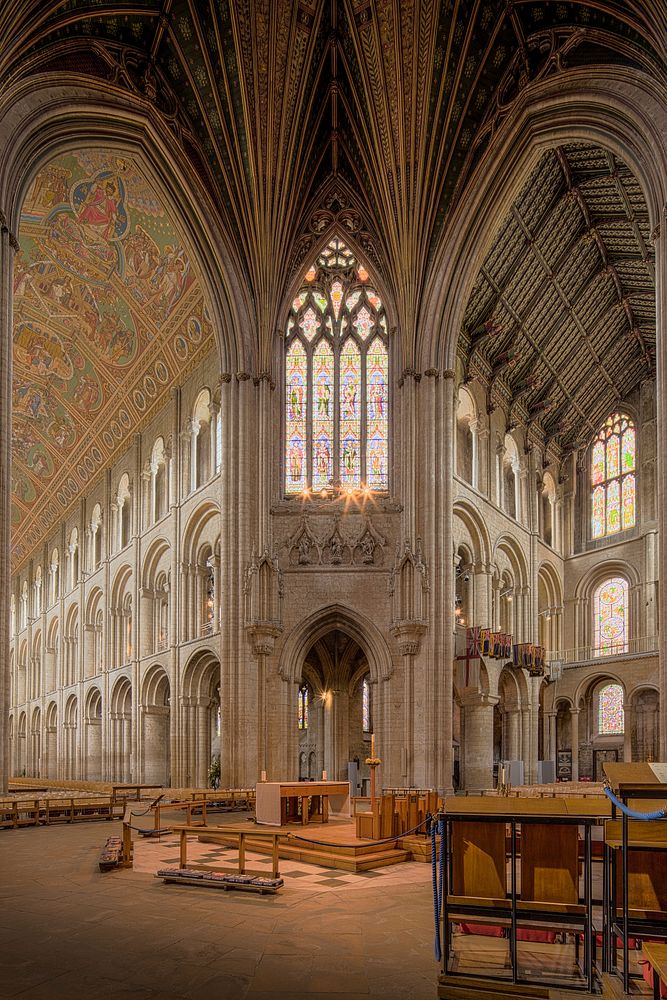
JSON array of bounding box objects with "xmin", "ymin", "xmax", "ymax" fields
[
  {"xmin": 285, "ymin": 238, "xmax": 389, "ymax": 495},
  {"xmin": 591, "ymin": 413, "xmax": 636, "ymax": 539},
  {"xmin": 593, "ymin": 577, "xmax": 628, "ymax": 656},
  {"xmin": 298, "ymin": 685, "xmax": 309, "ymax": 730},
  {"xmin": 362, "ymin": 677, "xmax": 371, "ymax": 733}
]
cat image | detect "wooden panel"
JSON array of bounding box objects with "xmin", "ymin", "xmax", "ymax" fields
[
  {"xmin": 451, "ymin": 820, "xmax": 506, "ymax": 899},
  {"xmin": 445, "ymin": 796, "xmax": 609, "ymax": 819},
  {"xmin": 614, "ymin": 848, "xmax": 667, "ymax": 912},
  {"xmin": 520, "ymin": 823, "xmax": 579, "ymax": 905}
]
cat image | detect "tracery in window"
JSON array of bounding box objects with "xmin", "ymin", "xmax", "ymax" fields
[
  {"xmin": 598, "ymin": 683, "xmax": 624, "ymax": 735},
  {"xmin": 594, "ymin": 577, "xmax": 628, "ymax": 656},
  {"xmin": 285, "ymin": 241, "xmax": 389, "ymax": 494},
  {"xmin": 591, "ymin": 413, "xmax": 635, "ymax": 539}
]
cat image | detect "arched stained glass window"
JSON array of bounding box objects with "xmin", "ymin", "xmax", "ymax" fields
[
  {"xmin": 362, "ymin": 677, "xmax": 371, "ymax": 733},
  {"xmin": 591, "ymin": 413, "xmax": 635, "ymax": 538},
  {"xmin": 298, "ymin": 685, "xmax": 309, "ymax": 730},
  {"xmin": 598, "ymin": 683, "xmax": 624, "ymax": 735},
  {"xmin": 284, "ymin": 239, "xmax": 389, "ymax": 494},
  {"xmin": 594, "ymin": 577, "xmax": 628, "ymax": 656}
]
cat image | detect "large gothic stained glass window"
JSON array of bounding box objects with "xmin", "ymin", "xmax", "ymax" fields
[
  {"xmin": 284, "ymin": 239, "xmax": 389, "ymax": 494},
  {"xmin": 591, "ymin": 413, "xmax": 636, "ymax": 539},
  {"xmin": 594, "ymin": 577, "xmax": 628, "ymax": 656}
]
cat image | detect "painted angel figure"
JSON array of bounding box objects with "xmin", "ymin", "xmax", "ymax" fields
[
  {"xmin": 289, "ymin": 382, "xmax": 303, "ymax": 420},
  {"xmin": 317, "ymin": 380, "xmax": 330, "ymax": 417},
  {"xmin": 343, "ymin": 380, "xmax": 357, "ymax": 418}
]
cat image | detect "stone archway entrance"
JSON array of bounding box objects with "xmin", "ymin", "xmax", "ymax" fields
[{"xmin": 297, "ymin": 629, "xmax": 371, "ymax": 788}]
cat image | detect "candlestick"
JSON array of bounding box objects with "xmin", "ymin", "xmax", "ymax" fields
[
  {"xmin": 371, "ymin": 733, "xmax": 375, "ymax": 757},
  {"xmin": 260, "ymin": 770, "xmax": 267, "ymax": 782},
  {"xmin": 322, "ymin": 769, "xmax": 327, "ymax": 781}
]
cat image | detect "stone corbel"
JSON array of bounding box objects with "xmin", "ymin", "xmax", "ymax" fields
[{"xmin": 389, "ymin": 620, "xmax": 427, "ymax": 657}]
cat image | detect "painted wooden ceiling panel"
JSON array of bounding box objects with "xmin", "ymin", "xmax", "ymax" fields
[{"xmin": 12, "ymin": 148, "xmax": 215, "ymax": 568}]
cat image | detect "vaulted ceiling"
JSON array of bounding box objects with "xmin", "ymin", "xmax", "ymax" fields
[
  {"xmin": 1, "ymin": 1, "xmax": 664, "ymax": 364},
  {"xmin": 1, "ymin": 1, "xmax": 664, "ymax": 568}
]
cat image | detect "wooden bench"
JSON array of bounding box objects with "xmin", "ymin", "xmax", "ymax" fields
[
  {"xmin": 171, "ymin": 823, "xmax": 286, "ymax": 879},
  {"xmin": 642, "ymin": 942, "xmax": 667, "ymax": 1000}
]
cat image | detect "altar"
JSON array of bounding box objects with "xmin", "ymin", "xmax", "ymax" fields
[{"xmin": 255, "ymin": 780, "xmax": 351, "ymax": 826}]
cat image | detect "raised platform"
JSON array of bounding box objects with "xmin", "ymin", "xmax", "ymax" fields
[{"xmin": 199, "ymin": 817, "xmax": 411, "ymax": 872}]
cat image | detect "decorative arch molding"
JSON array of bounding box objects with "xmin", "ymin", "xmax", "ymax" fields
[
  {"xmin": 142, "ymin": 538, "xmax": 171, "ymax": 590},
  {"xmin": 181, "ymin": 647, "xmax": 220, "ymax": 700},
  {"xmin": 181, "ymin": 501, "xmax": 220, "ymax": 565},
  {"xmin": 573, "ymin": 560, "xmax": 641, "ymax": 601},
  {"xmin": 573, "ymin": 671, "xmax": 628, "ymax": 709},
  {"xmin": 493, "ymin": 535, "xmax": 530, "ymax": 590},
  {"xmin": 0, "ymin": 78, "xmax": 250, "ymax": 373},
  {"xmin": 628, "ymin": 682, "xmax": 660, "ymax": 703},
  {"xmin": 278, "ymin": 604, "xmax": 395, "ymax": 685},
  {"xmin": 538, "ymin": 561, "xmax": 563, "ymax": 607},
  {"xmin": 141, "ymin": 663, "xmax": 171, "ymax": 706},
  {"xmin": 420, "ymin": 68, "xmax": 667, "ymax": 373},
  {"xmin": 452, "ymin": 500, "xmax": 492, "ymax": 566}
]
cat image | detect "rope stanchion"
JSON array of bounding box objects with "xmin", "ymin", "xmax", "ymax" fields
[
  {"xmin": 431, "ymin": 814, "xmax": 445, "ymax": 961},
  {"xmin": 603, "ymin": 784, "xmax": 666, "ymax": 820}
]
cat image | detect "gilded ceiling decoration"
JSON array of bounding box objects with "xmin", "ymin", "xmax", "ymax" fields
[
  {"xmin": 12, "ymin": 149, "xmax": 214, "ymax": 567},
  {"xmin": 461, "ymin": 141, "xmax": 655, "ymax": 454}
]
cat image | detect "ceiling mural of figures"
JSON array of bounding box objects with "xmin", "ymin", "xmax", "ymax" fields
[{"xmin": 11, "ymin": 148, "xmax": 215, "ymax": 567}]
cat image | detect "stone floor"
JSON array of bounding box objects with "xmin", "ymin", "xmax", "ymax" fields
[{"xmin": 0, "ymin": 818, "xmax": 438, "ymax": 999}]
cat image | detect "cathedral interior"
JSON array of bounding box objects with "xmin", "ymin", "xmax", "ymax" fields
[{"xmin": 0, "ymin": 2, "xmax": 666, "ymax": 999}]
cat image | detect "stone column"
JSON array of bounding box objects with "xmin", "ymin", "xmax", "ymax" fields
[
  {"xmin": 461, "ymin": 692, "xmax": 498, "ymax": 790},
  {"xmin": 570, "ymin": 708, "xmax": 580, "ymax": 781},
  {"xmin": 623, "ymin": 702, "xmax": 633, "ymax": 763},
  {"xmin": 548, "ymin": 711, "xmax": 557, "ymax": 762},
  {"xmin": 506, "ymin": 708, "xmax": 520, "ymax": 760}
]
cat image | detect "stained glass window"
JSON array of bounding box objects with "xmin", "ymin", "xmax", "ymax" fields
[
  {"xmin": 298, "ymin": 685, "xmax": 309, "ymax": 730},
  {"xmin": 284, "ymin": 240, "xmax": 389, "ymax": 494},
  {"xmin": 362, "ymin": 677, "xmax": 371, "ymax": 733},
  {"xmin": 594, "ymin": 577, "xmax": 628, "ymax": 656},
  {"xmin": 590, "ymin": 413, "xmax": 636, "ymax": 539},
  {"xmin": 598, "ymin": 683, "xmax": 624, "ymax": 735}
]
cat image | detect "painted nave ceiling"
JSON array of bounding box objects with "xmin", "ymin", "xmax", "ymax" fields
[{"xmin": 2, "ymin": 0, "xmax": 663, "ymax": 569}]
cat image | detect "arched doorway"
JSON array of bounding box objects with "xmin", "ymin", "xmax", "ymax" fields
[
  {"xmin": 296, "ymin": 630, "xmax": 372, "ymax": 789},
  {"xmin": 110, "ymin": 677, "xmax": 132, "ymax": 782}
]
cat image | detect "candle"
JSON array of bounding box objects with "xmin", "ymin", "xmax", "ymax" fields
[
  {"xmin": 322, "ymin": 770, "xmax": 327, "ymax": 781},
  {"xmin": 260, "ymin": 770, "xmax": 267, "ymax": 782},
  {"xmin": 371, "ymin": 733, "xmax": 375, "ymax": 757}
]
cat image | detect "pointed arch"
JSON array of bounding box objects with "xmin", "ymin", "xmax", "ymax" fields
[{"xmin": 278, "ymin": 604, "xmax": 394, "ymax": 685}]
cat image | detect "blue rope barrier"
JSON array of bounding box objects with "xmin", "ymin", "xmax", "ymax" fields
[
  {"xmin": 432, "ymin": 815, "xmax": 445, "ymax": 962},
  {"xmin": 603, "ymin": 784, "xmax": 666, "ymax": 820}
]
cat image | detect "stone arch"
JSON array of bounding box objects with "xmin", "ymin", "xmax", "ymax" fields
[
  {"xmin": 63, "ymin": 694, "xmax": 78, "ymax": 779},
  {"xmin": 629, "ymin": 685, "xmax": 660, "ymax": 763},
  {"xmin": 17, "ymin": 710, "xmax": 27, "ymax": 776},
  {"xmin": 452, "ymin": 499, "xmax": 491, "ymax": 566},
  {"xmin": 278, "ymin": 604, "xmax": 394, "ymax": 686},
  {"xmin": 422, "ymin": 70, "xmax": 667, "ymax": 373},
  {"xmin": 29, "ymin": 705, "xmax": 41, "ymax": 777},
  {"xmin": 181, "ymin": 502, "xmax": 220, "ymax": 642},
  {"xmin": 84, "ymin": 685, "xmax": 103, "ymax": 780},
  {"xmin": 537, "ymin": 561, "xmax": 563, "ymax": 652},
  {"xmin": 141, "ymin": 664, "xmax": 171, "ymax": 786},
  {"xmin": 181, "ymin": 648, "xmax": 220, "ymax": 787},
  {"xmin": 44, "ymin": 701, "xmax": 58, "ymax": 779},
  {"xmin": 110, "ymin": 675, "xmax": 132, "ymax": 782}
]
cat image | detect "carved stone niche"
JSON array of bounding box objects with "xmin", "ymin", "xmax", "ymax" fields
[{"xmin": 285, "ymin": 513, "xmax": 387, "ymax": 568}]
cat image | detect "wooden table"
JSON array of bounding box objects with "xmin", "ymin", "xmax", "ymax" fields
[
  {"xmin": 255, "ymin": 781, "xmax": 351, "ymax": 826},
  {"xmin": 642, "ymin": 942, "xmax": 667, "ymax": 1000},
  {"xmin": 111, "ymin": 783, "xmax": 163, "ymax": 803},
  {"xmin": 171, "ymin": 823, "xmax": 286, "ymax": 878}
]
